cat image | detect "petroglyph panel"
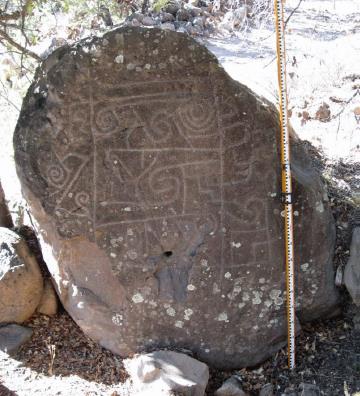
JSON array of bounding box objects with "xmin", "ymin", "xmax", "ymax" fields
[{"xmin": 14, "ymin": 26, "xmax": 338, "ymax": 370}]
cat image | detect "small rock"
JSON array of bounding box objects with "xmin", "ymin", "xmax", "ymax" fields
[
  {"xmin": 165, "ymin": 1, "xmax": 181, "ymax": 15},
  {"xmin": 315, "ymin": 102, "xmax": 331, "ymax": 122},
  {"xmin": 98, "ymin": 5, "xmax": 113, "ymax": 26},
  {"xmin": 37, "ymin": 279, "xmax": 58, "ymax": 316},
  {"xmin": 0, "ymin": 228, "xmax": 43, "ymax": 323},
  {"xmin": 259, "ymin": 383, "xmax": 274, "ymax": 396},
  {"xmin": 160, "ymin": 12, "xmax": 175, "ymax": 22},
  {"xmin": 298, "ymin": 383, "xmax": 320, "ymax": 396},
  {"xmin": 186, "ymin": 24, "xmax": 202, "ymax": 35},
  {"xmin": 215, "ymin": 376, "xmax": 248, "ymax": 396},
  {"xmin": 176, "ymin": 8, "xmax": 192, "ymax": 21},
  {"xmin": 124, "ymin": 350, "xmax": 209, "ymax": 396},
  {"xmin": 301, "ymin": 110, "xmax": 311, "ymax": 125},
  {"xmin": 131, "ymin": 18, "xmax": 141, "ymax": 27},
  {"xmin": 177, "ymin": 26, "xmax": 187, "ymax": 33},
  {"xmin": 142, "ymin": 16, "xmax": 156, "ymax": 26},
  {"xmin": 193, "ymin": 16, "xmax": 205, "ymax": 28},
  {"xmin": 127, "ymin": 12, "xmax": 144, "ymax": 22},
  {"xmin": 219, "ymin": 8, "xmax": 246, "ymax": 31},
  {"xmin": 282, "ymin": 388, "xmax": 297, "ymax": 396},
  {"xmin": 344, "ymin": 227, "xmax": 360, "ymax": 305},
  {"xmin": 184, "ymin": 4, "xmax": 202, "ymax": 17},
  {"xmin": 161, "ymin": 22, "xmax": 176, "ymax": 31},
  {"xmin": 0, "ymin": 324, "xmax": 32, "ymax": 355}
]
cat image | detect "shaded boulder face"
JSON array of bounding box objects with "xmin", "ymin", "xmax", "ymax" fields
[{"xmin": 14, "ymin": 27, "xmax": 338, "ymax": 369}]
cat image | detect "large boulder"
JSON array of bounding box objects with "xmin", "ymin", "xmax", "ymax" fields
[
  {"xmin": 0, "ymin": 228, "xmax": 43, "ymax": 323},
  {"xmin": 13, "ymin": 27, "xmax": 338, "ymax": 369}
]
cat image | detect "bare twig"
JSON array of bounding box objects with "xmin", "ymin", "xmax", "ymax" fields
[
  {"xmin": 331, "ymin": 90, "xmax": 359, "ymax": 120},
  {"xmin": 0, "ymin": 89, "xmax": 20, "ymax": 111},
  {"xmin": 284, "ymin": 0, "xmax": 303, "ymax": 29}
]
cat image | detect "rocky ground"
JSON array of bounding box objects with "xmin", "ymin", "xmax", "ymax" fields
[
  {"xmin": 0, "ymin": 294, "xmax": 359, "ymax": 395},
  {"xmin": 0, "ymin": 0, "xmax": 359, "ymax": 395}
]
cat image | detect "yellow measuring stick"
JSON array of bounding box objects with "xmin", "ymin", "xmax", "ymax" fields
[{"xmin": 274, "ymin": 0, "xmax": 296, "ymax": 369}]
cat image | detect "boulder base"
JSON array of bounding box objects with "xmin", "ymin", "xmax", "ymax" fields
[{"xmin": 14, "ymin": 27, "xmax": 338, "ymax": 369}]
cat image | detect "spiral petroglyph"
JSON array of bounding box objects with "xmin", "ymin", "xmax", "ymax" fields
[{"xmin": 46, "ymin": 164, "xmax": 67, "ymax": 187}]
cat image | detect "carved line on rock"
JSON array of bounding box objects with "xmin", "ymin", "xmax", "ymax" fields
[
  {"xmin": 89, "ymin": 68, "xmax": 97, "ymax": 238},
  {"xmin": 213, "ymin": 85, "xmax": 225, "ymax": 287}
]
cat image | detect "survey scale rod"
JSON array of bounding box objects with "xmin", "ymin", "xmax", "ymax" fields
[{"xmin": 274, "ymin": 0, "xmax": 296, "ymax": 369}]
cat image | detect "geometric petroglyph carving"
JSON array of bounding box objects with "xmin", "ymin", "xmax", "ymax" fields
[{"xmin": 14, "ymin": 26, "xmax": 338, "ymax": 370}]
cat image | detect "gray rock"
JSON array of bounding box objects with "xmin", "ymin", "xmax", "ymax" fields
[
  {"xmin": 0, "ymin": 228, "xmax": 43, "ymax": 323},
  {"xmin": 161, "ymin": 22, "xmax": 176, "ymax": 31},
  {"xmin": 165, "ymin": 1, "xmax": 181, "ymax": 15},
  {"xmin": 259, "ymin": 383, "xmax": 274, "ymax": 396},
  {"xmin": 130, "ymin": 18, "xmax": 141, "ymax": 27},
  {"xmin": 186, "ymin": 24, "xmax": 202, "ymax": 35},
  {"xmin": 176, "ymin": 8, "xmax": 192, "ymax": 21},
  {"xmin": 141, "ymin": 16, "xmax": 156, "ymax": 26},
  {"xmin": 174, "ymin": 20, "xmax": 186, "ymax": 29},
  {"xmin": 193, "ymin": 16, "xmax": 205, "ymax": 28},
  {"xmin": 0, "ymin": 324, "xmax": 32, "ymax": 355},
  {"xmin": 160, "ymin": 12, "xmax": 175, "ymax": 22},
  {"xmin": 282, "ymin": 390, "xmax": 297, "ymax": 396},
  {"xmin": 14, "ymin": 26, "xmax": 339, "ymax": 370},
  {"xmin": 298, "ymin": 383, "xmax": 320, "ymax": 396},
  {"xmin": 176, "ymin": 26, "xmax": 187, "ymax": 33},
  {"xmin": 184, "ymin": 4, "xmax": 202, "ymax": 17},
  {"xmin": 124, "ymin": 350, "xmax": 209, "ymax": 396},
  {"xmin": 215, "ymin": 376, "xmax": 247, "ymax": 396},
  {"xmin": 127, "ymin": 12, "xmax": 144, "ymax": 22},
  {"xmin": 344, "ymin": 227, "xmax": 360, "ymax": 305},
  {"xmin": 219, "ymin": 8, "xmax": 247, "ymax": 31}
]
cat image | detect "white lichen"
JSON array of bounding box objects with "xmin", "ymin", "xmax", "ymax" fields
[
  {"xmin": 114, "ymin": 54, "xmax": 124, "ymax": 64},
  {"xmin": 132, "ymin": 293, "xmax": 144, "ymax": 304},
  {"xmin": 175, "ymin": 320, "xmax": 184, "ymax": 328},
  {"xmin": 301, "ymin": 263, "xmax": 309, "ymax": 271},
  {"xmin": 184, "ymin": 308, "xmax": 193, "ymax": 320},
  {"xmin": 166, "ymin": 307, "xmax": 176, "ymax": 316},
  {"xmin": 217, "ymin": 312, "xmax": 229, "ymax": 322},
  {"xmin": 231, "ymin": 241, "xmax": 242, "ymax": 248},
  {"xmin": 112, "ymin": 314, "xmax": 123, "ymax": 326}
]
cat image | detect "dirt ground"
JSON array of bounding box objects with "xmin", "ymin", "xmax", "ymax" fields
[{"xmin": 1, "ymin": 297, "xmax": 359, "ymax": 395}]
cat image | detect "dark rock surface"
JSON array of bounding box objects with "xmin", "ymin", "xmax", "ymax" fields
[
  {"xmin": 344, "ymin": 227, "xmax": 360, "ymax": 305},
  {"xmin": 14, "ymin": 27, "xmax": 338, "ymax": 369}
]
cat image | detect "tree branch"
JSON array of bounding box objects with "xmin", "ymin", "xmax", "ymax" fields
[
  {"xmin": 0, "ymin": 11, "xmax": 21, "ymax": 21},
  {"xmin": 0, "ymin": 28, "xmax": 40, "ymax": 61},
  {"xmin": 284, "ymin": 0, "xmax": 303, "ymax": 29}
]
